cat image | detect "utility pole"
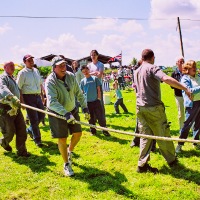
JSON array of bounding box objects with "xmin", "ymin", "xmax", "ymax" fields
[{"xmin": 177, "ymin": 17, "xmax": 184, "ymax": 57}]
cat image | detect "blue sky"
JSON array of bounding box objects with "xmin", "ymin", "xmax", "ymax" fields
[{"xmin": 0, "ymin": 0, "xmax": 199, "ymax": 66}]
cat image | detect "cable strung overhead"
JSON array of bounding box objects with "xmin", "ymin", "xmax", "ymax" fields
[{"xmin": 0, "ymin": 15, "xmax": 199, "ymax": 21}]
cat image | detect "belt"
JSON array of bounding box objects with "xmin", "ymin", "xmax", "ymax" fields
[{"xmin": 88, "ymin": 99, "xmax": 99, "ymax": 103}]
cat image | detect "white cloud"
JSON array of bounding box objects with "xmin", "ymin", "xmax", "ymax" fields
[
  {"xmin": 150, "ymin": 0, "xmax": 200, "ymax": 30},
  {"xmin": 0, "ymin": 24, "xmax": 12, "ymax": 35},
  {"xmin": 84, "ymin": 17, "xmax": 144, "ymax": 36},
  {"xmin": 11, "ymin": 33, "xmax": 99, "ymax": 62},
  {"xmin": 84, "ymin": 17, "xmax": 118, "ymax": 33},
  {"xmin": 8, "ymin": 32, "xmax": 184, "ymax": 66},
  {"xmin": 9, "ymin": 24, "xmax": 199, "ymax": 67}
]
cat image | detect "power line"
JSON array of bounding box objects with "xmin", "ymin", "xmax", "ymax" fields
[{"xmin": 0, "ymin": 15, "xmax": 200, "ymax": 21}]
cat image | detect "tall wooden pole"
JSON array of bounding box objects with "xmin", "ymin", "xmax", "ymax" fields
[{"xmin": 177, "ymin": 17, "xmax": 184, "ymax": 57}]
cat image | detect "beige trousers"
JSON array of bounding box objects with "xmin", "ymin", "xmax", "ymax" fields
[{"xmin": 137, "ymin": 105, "xmax": 176, "ymax": 167}]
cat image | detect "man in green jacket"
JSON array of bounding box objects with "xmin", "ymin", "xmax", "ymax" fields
[{"xmin": 45, "ymin": 56, "xmax": 90, "ymax": 177}]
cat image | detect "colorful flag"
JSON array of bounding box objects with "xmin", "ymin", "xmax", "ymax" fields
[{"xmin": 108, "ymin": 53, "xmax": 122, "ymax": 62}]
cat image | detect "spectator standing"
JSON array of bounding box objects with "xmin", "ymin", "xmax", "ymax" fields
[
  {"xmin": 87, "ymin": 50, "xmax": 104, "ymax": 82},
  {"xmin": 87, "ymin": 49, "xmax": 105, "ymax": 113},
  {"xmin": 175, "ymin": 60, "xmax": 200, "ymax": 153},
  {"xmin": 117, "ymin": 66, "xmax": 125, "ymax": 90},
  {"xmin": 112, "ymin": 80, "xmax": 128, "ymax": 114},
  {"xmin": 0, "ymin": 62, "xmax": 30, "ymax": 157},
  {"xmin": 16, "ymin": 55, "xmax": 45, "ymax": 147},
  {"xmin": 71, "ymin": 60, "xmax": 84, "ymax": 84},
  {"xmin": 71, "ymin": 60, "xmax": 84, "ymax": 110},
  {"xmin": 80, "ymin": 65, "xmax": 110, "ymax": 136},
  {"xmin": 171, "ymin": 56, "xmax": 185, "ymax": 129},
  {"xmin": 110, "ymin": 70, "xmax": 117, "ymax": 81},
  {"xmin": 45, "ymin": 56, "xmax": 90, "ymax": 176},
  {"xmin": 134, "ymin": 49, "xmax": 191, "ymax": 173}
]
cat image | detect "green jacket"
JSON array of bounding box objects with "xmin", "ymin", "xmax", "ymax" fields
[
  {"xmin": 45, "ymin": 71, "xmax": 87, "ymax": 116},
  {"xmin": 0, "ymin": 72, "xmax": 20, "ymax": 100}
]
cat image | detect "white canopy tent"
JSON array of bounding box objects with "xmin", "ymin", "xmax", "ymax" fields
[{"xmin": 34, "ymin": 58, "xmax": 52, "ymax": 67}]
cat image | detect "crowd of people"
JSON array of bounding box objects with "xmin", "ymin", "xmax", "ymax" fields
[{"xmin": 0, "ymin": 48, "xmax": 200, "ymax": 177}]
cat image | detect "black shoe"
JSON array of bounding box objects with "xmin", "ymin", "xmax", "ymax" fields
[
  {"xmin": 90, "ymin": 132, "xmax": 96, "ymax": 136},
  {"xmin": 130, "ymin": 141, "xmax": 139, "ymax": 148},
  {"xmin": 35, "ymin": 142, "xmax": 44, "ymax": 148},
  {"xmin": 102, "ymin": 131, "xmax": 110, "ymax": 136},
  {"xmin": 17, "ymin": 152, "xmax": 31, "ymax": 157},
  {"xmin": 168, "ymin": 158, "xmax": 178, "ymax": 167},
  {"xmin": 137, "ymin": 164, "xmax": 158, "ymax": 174},
  {"xmin": 3, "ymin": 145, "xmax": 12, "ymax": 152}
]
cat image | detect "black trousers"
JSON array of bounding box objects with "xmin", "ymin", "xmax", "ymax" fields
[
  {"xmin": 87, "ymin": 100, "xmax": 106, "ymax": 133},
  {"xmin": 0, "ymin": 106, "xmax": 27, "ymax": 154}
]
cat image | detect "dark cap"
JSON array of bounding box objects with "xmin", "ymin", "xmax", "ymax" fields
[{"xmin": 23, "ymin": 54, "xmax": 34, "ymax": 62}]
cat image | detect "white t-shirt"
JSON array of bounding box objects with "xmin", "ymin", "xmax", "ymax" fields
[{"xmin": 87, "ymin": 61, "xmax": 104, "ymax": 82}]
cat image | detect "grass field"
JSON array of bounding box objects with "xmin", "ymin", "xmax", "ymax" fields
[{"xmin": 0, "ymin": 83, "xmax": 200, "ymax": 200}]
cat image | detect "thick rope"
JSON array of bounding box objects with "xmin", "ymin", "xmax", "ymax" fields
[{"xmin": 21, "ymin": 103, "xmax": 200, "ymax": 144}]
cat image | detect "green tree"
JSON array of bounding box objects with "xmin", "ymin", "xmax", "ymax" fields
[
  {"xmin": 130, "ymin": 57, "xmax": 137, "ymax": 65},
  {"xmin": 196, "ymin": 61, "xmax": 200, "ymax": 69}
]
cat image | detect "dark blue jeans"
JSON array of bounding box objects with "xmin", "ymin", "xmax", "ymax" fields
[
  {"xmin": 23, "ymin": 94, "xmax": 45, "ymax": 143},
  {"xmin": 87, "ymin": 100, "xmax": 106, "ymax": 134},
  {"xmin": 114, "ymin": 98, "xmax": 128, "ymax": 114},
  {"xmin": 178, "ymin": 100, "xmax": 200, "ymax": 145}
]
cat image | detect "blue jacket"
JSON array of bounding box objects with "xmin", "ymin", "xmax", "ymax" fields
[{"xmin": 181, "ymin": 74, "xmax": 200, "ymax": 107}]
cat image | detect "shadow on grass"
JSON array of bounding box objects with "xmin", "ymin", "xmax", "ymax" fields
[
  {"xmin": 106, "ymin": 112, "xmax": 135, "ymax": 118},
  {"xmin": 160, "ymin": 161, "xmax": 200, "ymax": 185},
  {"xmin": 72, "ymin": 163, "xmax": 138, "ymax": 199},
  {"xmin": 160, "ymin": 149, "xmax": 200, "ymax": 185},
  {"xmin": 91, "ymin": 131, "xmax": 131, "ymax": 145},
  {"xmin": 4, "ymin": 151, "xmax": 56, "ymax": 172},
  {"xmin": 108, "ymin": 124, "xmax": 135, "ymax": 136},
  {"xmin": 177, "ymin": 149, "xmax": 200, "ymax": 158},
  {"xmin": 40, "ymin": 141, "xmax": 60, "ymax": 155},
  {"xmin": 39, "ymin": 123, "xmax": 51, "ymax": 132}
]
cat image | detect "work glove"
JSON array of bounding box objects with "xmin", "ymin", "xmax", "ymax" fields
[
  {"xmin": 9, "ymin": 96, "xmax": 21, "ymax": 108},
  {"xmin": 64, "ymin": 112, "xmax": 75, "ymax": 124},
  {"xmin": 83, "ymin": 107, "xmax": 90, "ymax": 121},
  {"xmin": 3, "ymin": 95, "xmax": 21, "ymax": 116}
]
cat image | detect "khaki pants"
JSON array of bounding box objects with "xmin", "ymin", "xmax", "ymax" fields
[
  {"xmin": 175, "ymin": 96, "xmax": 185, "ymax": 130},
  {"xmin": 137, "ymin": 105, "xmax": 176, "ymax": 167}
]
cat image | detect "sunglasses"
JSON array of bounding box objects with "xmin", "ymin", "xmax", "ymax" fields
[{"xmin": 64, "ymin": 82, "xmax": 70, "ymax": 92}]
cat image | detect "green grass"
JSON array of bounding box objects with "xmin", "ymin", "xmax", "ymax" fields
[{"xmin": 0, "ymin": 84, "xmax": 200, "ymax": 200}]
